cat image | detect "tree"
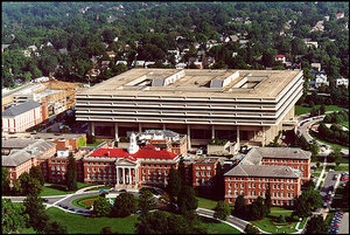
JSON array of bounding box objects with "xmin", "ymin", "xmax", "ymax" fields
[
  {"xmin": 342, "ymin": 181, "xmax": 349, "ymax": 208},
  {"xmin": 328, "ymin": 146, "xmax": 342, "ymax": 163},
  {"xmin": 23, "ymin": 194, "xmax": 50, "ymax": 233},
  {"xmin": 2, "ymin": 167, "xmax": 11, "ymax": 195},
  {"xmin": 244, "ymin": 224, "xmax": 260, "ymax": 234},
  {"xmin": 213, "ymin": 200, "xmax": 231, "ymax": 221},
  {"xmin": 93, "ymin": 197, "xmax": 112, "ymax": 217},
  {"xmin": 136, "ymin": 210, "xmax": 169, "ymax": 234},
  {"xmin": 2, "ymin": 198, "xmax": 29, "ymax": 234},
  {"xmin": 29, "ymin": 165, "xmax": 45, "ymax": 186},
  {"xmin": 177, "ymin": 185, "xmax": 198, "ymax": 214},
  {"xmin": 292, "ymin": 187, "xmax": 322, "ymax": 219},
  {"xmin": 100, "ymin": 226, "xmax": 119, "ymax": 234},
  {"xmin": 18, "ymin": 172, "xmax": 43, "ymax": 196},
  {"xmin": 177, "ymin": 157, "xmax": 187, "ymax": 186},
  {"xmin": 138, "ymin": 188, "xmax": 157, "ymax": 215},
  {"xmin": 111, "ymin": 192, "xmax": 138, "ymax": 217},
  {"xmin": 249, "ymin": 196, "xmax": 267, "ymax": 220},
  {"xmin": 166, "ymin": 167, "xmax": 182, "ymax": 203},
  {"xmin": 43, "ymin": 220, "xmax": 68, "ymax": 234},
  {"xmin": 65, "ymin": 152, "xmax": 77, "ymax": 191},
  {"xmin": 305, "ymin": 215, "xmax": 328, "ymax": 234},
  {"xmin": 232, "ymin": 194, "xmax": 247, "ymax": 219},
  {"xmin": 264, "ymin": 182, "xmax": 272, "ymax": 215},
  {"xmin": 213, "ymin": 162, "xmax": 225, "ymax": 200}
]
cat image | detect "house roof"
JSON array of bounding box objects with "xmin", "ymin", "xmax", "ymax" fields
[
  {"xmin": 133, "ymin": 144, "xmax": 177, "ymax": 160},
  {"xmin": 2, "ymin": 150, "xmax": 33, "ymax": 167},
  {"xmin": 2, "ymin": 100, "xmax": 41, "ymax": 117},
  {"xmin": 87, "ymin": 144, "xmax": 177, "ymax": 161},
  {"xmin": 275, "ymin": 54, "xmax": 285, "ymax": 58},
  {"xmin": 244, "ymin": 147, "xmax": 311, "ymax": 162},
  {"xmin": 224, "ymin": 164, "xmax": 300, "ymax": 178}
]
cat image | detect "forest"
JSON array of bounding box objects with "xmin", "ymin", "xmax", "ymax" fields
[{"xmin": 2, "ymin": 1, "xmax": 349, "ymax": 102}]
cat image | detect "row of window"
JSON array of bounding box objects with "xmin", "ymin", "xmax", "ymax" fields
[
  {"xmin": 195, "ymin": 166, "xmax": 212, "ymax": 170},
  {"xmin": 195, "ymin": 171, "xmax": 212, "ymax": 177},
  {"xmin": 227, "ymin": 177, "xmax": 296, "ymax": 183},
  {"xmin": 227, "ymin": 183, "xmax": 295, "ymax": 190},
  {"xmin": 227, "ymin": 190, "xmax": 295, "ymax": 198}
]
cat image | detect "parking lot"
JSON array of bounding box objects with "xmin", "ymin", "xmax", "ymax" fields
[{"xmin": 329, "ymin": 211, "xmax": 348, "ymax": 234}]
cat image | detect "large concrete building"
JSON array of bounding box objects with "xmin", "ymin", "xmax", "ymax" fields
[{"xmin": 75, "ymin": 69, "xmax": 303, "ymax": 149}]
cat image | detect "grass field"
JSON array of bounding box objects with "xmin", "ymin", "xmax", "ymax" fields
[
  {"xmin": 41, "ymin": 207, "xmax": 240, "ymax": 234},
  {"xmin": 295, "ymin": 105, "xmax": 345, "ymax": 116},
  {"xmin": 40, "ymin": 182, "xmax": 95, "ymax": 196},
  {"xmin": 251, "ymin": 207, "xmax": 301, "ymax": 234}
]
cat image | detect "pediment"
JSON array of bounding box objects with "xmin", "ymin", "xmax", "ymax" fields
[{"xmin": 116, "ymin": 158, "xmax": 137, "ymax": 166}]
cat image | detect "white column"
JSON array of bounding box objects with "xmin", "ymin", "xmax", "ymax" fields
[
  {"xmin": 91, "ymin": 122, "xmax": 95, "ymax": 136},
  {"xmin": 263, "ymin": 126, "xmax": 266, "ymax": 147},
  {"xmin": 116, "ymin": 166, "xmax": 119, "ymax": 185},
  {"xmin": 211, "ymin": 125, "xmax": 215, "ymax": 139},
  {"xmin": 237, "ymin": 126, "xmax": 240, "ymax": 148},
  {"xmin": 123, "ymin": 167, "xmax": 126, "ymax": 184},
  {"xmin": 139, "ymin": 123, "xmax": 142, "ymax": 133},
  {"xmin": 128, "ymin": 167, "xmax": 131, "ymax": 184},
  {"xmin": 187, "ymin": 125, "xmax": 191, "ymax": 150},
  {"xmin": 114, "ymin": 123, "xmax": 119, "ymax": 140}
]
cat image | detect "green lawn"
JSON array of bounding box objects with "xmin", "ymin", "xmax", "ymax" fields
[
  {"xmin": 40, "ymin": 182, "xmax": 96, "ymax": 196},
  {"xmin": 47, "ymin": 207, "xmax": 138, "ymax": 234},
  {"xmin": 251, "ymin": 207, "xmax": 301, "ymax": 234},
  {"xmin": 295, "ymin": 105, "xmax": 344, "ymax": 116},
  {"xmin": 40, "ymin": 207, "xmax": 240, "ymax": 234},
  {"xmin": 197, "ymin": 196, "xmax": 220, "ymax": 210}
]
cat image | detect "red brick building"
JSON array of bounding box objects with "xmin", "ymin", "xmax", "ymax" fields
[
  {"xmin": 224, "ymin": 147, "xmax": 311, "ymax": 206},
  {"xmin": 2, "ymin": 138, "xmax": 56, "ymax": 187}
]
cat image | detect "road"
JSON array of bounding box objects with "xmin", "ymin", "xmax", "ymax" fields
[
  {"xmin": 296, "ymin": 113, "xmax": 348, "ymax": 156},
  {"xmin": 3, "ymin": 185, "xmax": 251, "ymax": 232},
  {"xmin": 196, "ymin": 208, "xmax": 249, "ymax": 233}
]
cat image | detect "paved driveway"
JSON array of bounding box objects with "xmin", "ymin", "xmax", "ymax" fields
[{"xmin": 338, "ymin": 212, "xmax": 349, "ymax": 234}]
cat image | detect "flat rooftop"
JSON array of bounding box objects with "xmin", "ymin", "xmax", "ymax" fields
[{"xmin": 79, "ymin": 68, "xmax": 302, "ymax": 99}]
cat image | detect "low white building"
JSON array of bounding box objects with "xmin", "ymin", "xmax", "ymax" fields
[
  {"xmin": 315, "ymin": 73, "xmax": 329, "ymax": 88},
  {"xmin": 2, "ymin": 100, "xmax": 45, "ymax": 133},
  {"xmin": 336, "ymin": 77, "xmax": 349, "ymax": 88}
]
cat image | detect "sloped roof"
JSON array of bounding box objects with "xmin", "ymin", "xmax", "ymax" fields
[
  {"xmin": 2, "ymin": 100, "xmax": 41, "ymax": 117},
  {"xmin": 133, "ymin": 144, "xmax": 177, "ymax": 160},
  {"xmin": 89, "ymin": 148, "xmax": 130, "ymax": 158},
  {"xmin": 2, "ymin": 150, "xmax": 32, "ymax": 167},
  {"xmin": 87, "ymin": 144, "xmax": 177, "ymax": 161},
  {"xmin": 250, "ymin": 147, "xmax": 311, "ymax": 160},
  {"xmin": 224, "ymin": 164, "xmax": 299, "ymax": 178}
]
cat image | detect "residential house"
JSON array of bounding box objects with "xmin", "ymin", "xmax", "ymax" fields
[
  {"xmin": 106, "ymin": 50, "xmax": 116, "ymax": 58},
  {"xmin": 336, "ymin": 12, "xmax": 344, "ymax": 20},
  {"xmin": 275, "ymin": 54, "xmax": 286, "ymax": 64},
  {"xmin": 314, "ymin": 73, "xmax": 329, "ymax": 89},
  {"xmin": 303, "ymin": 38, "xmax": 318, "ymax": 49},
  {"xmin": 336, "ymin": 77, "xmax": 349, "ymax": 88}
]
